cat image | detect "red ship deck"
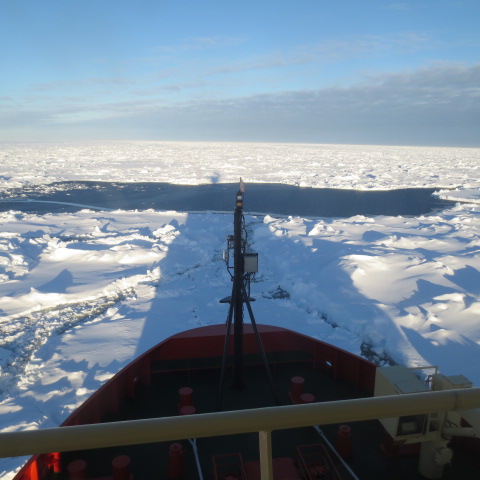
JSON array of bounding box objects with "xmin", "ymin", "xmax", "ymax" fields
[{"xmin": 13, "ymin": 325, "xmax": 480, "ymax": 480}]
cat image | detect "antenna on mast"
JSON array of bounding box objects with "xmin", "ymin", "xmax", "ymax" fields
[{"xmin": 216, "ymin": 180, "xmax": 277, "ymax": 411}]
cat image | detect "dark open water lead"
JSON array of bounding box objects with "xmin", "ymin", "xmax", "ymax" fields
[{"xmin": 0, "ymin": 181, "xmax": 454, "ymax": 217}]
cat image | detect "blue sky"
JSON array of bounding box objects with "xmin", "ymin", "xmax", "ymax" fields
[{"xmin": 1, "ymin": 0, "xmax": 479, "ymax": 146}]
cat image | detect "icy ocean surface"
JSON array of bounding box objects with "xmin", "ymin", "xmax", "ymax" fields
[
  {"xmin": 1, "ymin": 141, "xmax": 480, "ymax": 477},
  {"xmin": 0, "ymin": 181, "xmax": 454, "ymax": 216}
]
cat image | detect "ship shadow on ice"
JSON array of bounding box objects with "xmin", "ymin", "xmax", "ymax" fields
[
  {"xmin": 0, "ymin": 181, "xmax": 454, "ymax": 217},
  {"xmin": 131, "ymin": 209, "xmax": 396, "ymax": 367}
]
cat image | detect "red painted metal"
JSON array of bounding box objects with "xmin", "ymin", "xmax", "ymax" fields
[
  {"xmin": 112, "ymin": 454, "xmax": 131, "ymax": 480},
  {"xmin": 12, "ymin": 324, "xmax": 378, "ymax": 480},
  {"xmin": 179, "ymin": 386, "xmax": 193, "ymax": 406},
  {"xmin": 67, "ymin": 459, "xmax": 87, "ymax": 480},
  {"xmin": 296, "ymin": 444, "xmax": 342, "ymax": 480},
  {"xmin": 290, "ymin": 376, "xmax": 305, "ymax": 403},
  {"xmin": 167, "ymin": 443, "xmax": 185, "ymax": 479},
  {"xmin": 335, "ymin": 425, "xmax": 352, "ymax": 460},
  {"xmin": 300, "ymin": 393, "xmax": 316, "ymax": 404},
  {"xmin": 212, "ymin": 452, "xmax": 247, "ymax": 480},
  {"xmin": 179, "ymin": 405, "xmax": 196, "ymax": 416},
  {"xmin": 51, "ymin": 452, "xmax": 61, "ymax": 474}
]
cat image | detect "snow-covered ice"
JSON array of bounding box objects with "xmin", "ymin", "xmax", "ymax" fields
[{"xmin": 1, "ymin": 141, "xmax": 480, "ymax": 478}]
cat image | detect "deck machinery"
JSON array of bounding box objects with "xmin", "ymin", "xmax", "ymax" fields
[{"xmin": 375, "ymin": 365, "xmax": 479, "ymax": 478}]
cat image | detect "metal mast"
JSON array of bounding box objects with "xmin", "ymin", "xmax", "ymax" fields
[
  {"xmin": 217, "ymin": 179, "xmax": 277, "ymax": 410},
  {"xmin": 232, "ymin": 180, "xmax": 246, "ymax": 389}
]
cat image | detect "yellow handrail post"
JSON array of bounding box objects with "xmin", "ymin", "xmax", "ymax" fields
[{"xmin": 259, "ymin": 430, "xmax": 273, "ymax": 480}]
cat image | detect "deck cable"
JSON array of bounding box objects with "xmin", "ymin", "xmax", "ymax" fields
[{"xmin": 188, "ymin": 438, "xmax": 204, "ymax": 480}]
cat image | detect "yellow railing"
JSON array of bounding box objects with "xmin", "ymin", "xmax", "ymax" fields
[{"xmin": 1, "ymin": 388, "xmax": 480, "ymax": 480}]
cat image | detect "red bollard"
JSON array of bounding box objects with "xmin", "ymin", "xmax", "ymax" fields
[
  {"xmin": 300, "ymin": 393, "xmax": 316, "ymax": 404},
  {"xmin": 112, "ymin": 455, "xmax": 131, "ymax": 480},
  {"xmin": 336, "ymin": 424, "xmax": 352, "ymax": 460},
  {"xmin": 290, "ymin": 376, "xmax": 305, "ymax": 403},
  {"xmin": 179, "ymin": 387, "xmax": 193, "ymax": 407},
  {"xmin": 50, "ymin": 452, "xmax": 61, "ymax": 474},
  {"xmin": 179, "ymin": 405, "xmax": 196, "ymax": 415},
  {"xmin": 168, "ymin": 443, "xmax": 185, "ymax": 479},
  {"xmin": 67, "ymin": 459, "xmax": 87, "ymax": 480}
]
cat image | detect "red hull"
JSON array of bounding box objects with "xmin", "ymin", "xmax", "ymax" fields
[{"xmin": 13, "ymin": 324, "xmax": 376, "ymax": 480}]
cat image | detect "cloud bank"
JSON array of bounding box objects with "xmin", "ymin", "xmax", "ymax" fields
[{"xmin": 2, "ymin": 63, "xmax": 479, "ymax": 146}]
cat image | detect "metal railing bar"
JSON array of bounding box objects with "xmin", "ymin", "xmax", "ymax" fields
[{"xmin": 0, "ymin": 388, "xmax": 479, "ymax": 459}]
